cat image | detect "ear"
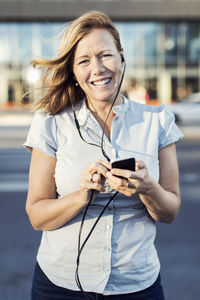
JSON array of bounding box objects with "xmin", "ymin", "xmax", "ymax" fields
[{"xmin": 120, "ymin": 48, "xmax": 125, "ymax": 62}]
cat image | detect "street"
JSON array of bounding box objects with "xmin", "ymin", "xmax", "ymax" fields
[
  {"xmin": 0, "ymin": 136, "xmax": 200, "ymax": 299},
  {"xmin": 156, "ymin": 140, "xmax": 200, "ymax": 299}
]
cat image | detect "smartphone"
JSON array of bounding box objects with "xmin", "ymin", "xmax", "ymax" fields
[{"xmin": 111, "ymin": 157, "xmax": 135, "ymax": 172}]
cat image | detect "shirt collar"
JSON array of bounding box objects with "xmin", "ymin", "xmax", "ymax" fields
[
  {"xmin": 112, "ymin": 96, "xmax": 129, "ymax": 116},
  {"xmin": 76, "ymin": 98, "xmax": 90, "ymax": 127},
  {"xmin": 76, "ymin": 96, "xmax": 129, "ymax": 127}
]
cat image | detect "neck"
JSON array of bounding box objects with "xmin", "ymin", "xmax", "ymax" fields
[
  {"xmin": 86, "ymin": 94, "xmax": 123, "ymax": 116},
  {"xmin": 86, "ymin": 94, "xmax": 123, "ymax": 140}
]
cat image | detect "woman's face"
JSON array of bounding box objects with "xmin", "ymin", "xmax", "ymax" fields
[{"xmin": 73, "ymin": 28, "xmax": 123, "ymax": 105}]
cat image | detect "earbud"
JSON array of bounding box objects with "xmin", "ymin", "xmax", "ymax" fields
[{"xmin": 121, "ymin": 55, "xmax": 125, "ymax": 62}]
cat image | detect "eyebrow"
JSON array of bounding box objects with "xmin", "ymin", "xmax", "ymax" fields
[
  {"xmin": 76, "ymin": 49, "xmax": 113, "ymax": 60},
  {"xmin": 76, "ymin": 55, "xmax": 89, "ymax": 60}
]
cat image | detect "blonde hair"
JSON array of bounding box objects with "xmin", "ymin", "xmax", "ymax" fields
[{"xmin": 32, "ymin": 10, "xmax": 122, "ymax": 115}]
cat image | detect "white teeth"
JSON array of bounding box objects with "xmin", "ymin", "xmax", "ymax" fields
[{"xmin": 92, "ymin": 78, "xmax": 111, "ymax": 86}]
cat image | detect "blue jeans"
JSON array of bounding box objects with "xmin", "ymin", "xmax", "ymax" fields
[{"xmin": 31, "ymin": 262, "xmax": 165, "ymax": 300}]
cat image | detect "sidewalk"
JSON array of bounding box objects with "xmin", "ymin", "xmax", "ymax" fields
[
  {"xmin": 0, "ymin": 109, "xmax": 34, "ymax": 127},
  {"xmin": 0, "ymin": 110, "xmax": 33, "ymax": 148},
  {"xmin": 180, "ymin": 126, "xmax": 200, "ymax": 141},
  {"xmin": 0, "ymin": 110, "xmax": 200, "ymax": 149}
]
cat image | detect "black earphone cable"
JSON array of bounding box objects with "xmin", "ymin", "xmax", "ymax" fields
[
  {"xmin": 72, "ymin": 61, "xmax": 126, "ymax": 162},
  {"xmin": 75, "ymin": 190, "xmax": 95, "ymax": 300},
  {"xmin": 100, "ymin": 61, "xmax": 126, "ymax": 162},
  {"xmin": 75, "ymin": 191, "xmax": 118, "ymax": 298},
  {"xmin": 73, "ymin": 60, "xmax": 126, "ymax": 296},
  {"xmin": 73, "ymin": 110, "xmax": 102, "ymax": 150}
]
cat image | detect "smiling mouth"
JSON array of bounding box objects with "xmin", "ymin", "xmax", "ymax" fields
[{"xmin": 91, "ymin": 77, "xmax": 112, "ymax": 87}]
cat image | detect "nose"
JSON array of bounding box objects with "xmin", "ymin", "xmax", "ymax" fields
[{"xmin": 91, "ymin": 57, "xmax": 105, "ymax": 75}]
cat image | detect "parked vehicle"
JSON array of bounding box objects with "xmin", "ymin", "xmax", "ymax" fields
[{"xmin": 168, "ymin": 93, "xmax": 200, "ymax": 125}]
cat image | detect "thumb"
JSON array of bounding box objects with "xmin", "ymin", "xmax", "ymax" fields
[{"xmin": 135, "ymin": 160, "xmax": 146, "ymax": 171}]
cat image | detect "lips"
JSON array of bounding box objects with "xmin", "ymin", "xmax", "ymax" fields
[{"xmin": 91, "ymin": 77, "xmax": 112, "ymax": 86}]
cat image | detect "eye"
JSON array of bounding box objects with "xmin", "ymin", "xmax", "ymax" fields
[
  {"xmin": 102, "ymin": 54, "xmax": 112, "ymax": 58},
  {"xmin": 78, "ymin": 59, "xmax": 89, "ymax": 65}
]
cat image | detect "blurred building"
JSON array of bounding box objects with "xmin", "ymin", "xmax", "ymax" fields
[{"xmin": 0, "ymin": 0, "xmax": 200, "ymax": 106}]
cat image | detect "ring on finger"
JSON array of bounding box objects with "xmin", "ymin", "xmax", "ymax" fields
[
  {"xmin": 120, "ymin": 180, "xmax": 129, "ymax": 190},
  {"xmin": 89, "ymin": 174, "xmax": 93, "ymax": 182}
]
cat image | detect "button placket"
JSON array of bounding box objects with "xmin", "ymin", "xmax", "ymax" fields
[
  {"xmin": 102, "ymin": 214, "xmax": 113, "ymax": 275},
  {"xmin": 83, "ymin": 122, "xmax": 102, "ymax": 144},
  {"xmin": 83, "ymin": 118, "xmax": 113, "ymax": 158}
]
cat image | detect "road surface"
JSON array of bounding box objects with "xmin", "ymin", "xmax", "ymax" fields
[{"xmin": 0, "ymin": 139, "xmax": 199, "ymax": 300}]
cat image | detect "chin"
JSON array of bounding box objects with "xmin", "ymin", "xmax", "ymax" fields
[
  {"xmin": 95, "ymin": 96, "xmax": 114, "ymax": 103},
  {"xmin": 94, "ymin": 90, "xmax": 116, "ymax": 102}
]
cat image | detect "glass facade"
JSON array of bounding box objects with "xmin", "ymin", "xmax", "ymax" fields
[{"xmin": 0, "ymin": 21, "xmax": 200, "ymax": 106}]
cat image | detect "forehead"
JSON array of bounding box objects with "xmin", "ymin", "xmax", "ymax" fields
[{"xmin": 74, "ymin": 28, "xmax": 118, "ymax": 57}]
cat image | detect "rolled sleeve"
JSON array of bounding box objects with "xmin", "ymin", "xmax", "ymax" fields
[
  {"xmin": 23, "ymin": 111, "xmax": 57, "ymax": 157},
  {"xmin": 159, "ymin": 105, "xmax": 184, "ymax": 150}
]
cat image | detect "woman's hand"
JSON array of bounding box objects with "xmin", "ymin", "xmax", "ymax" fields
[
  {"xmin": 26, "ymin": 151, "xmax": 111, "ymax": 231},
  {"xmin": 80, "ymin": 161, "xmax": 109, "ymax": 199},
  {"xmin": 103, "ymin": 143, "xmax": 181, "ymax": 223},
  {"xmin": 104, "ymin": 160, "xmax": 150, "ymax": 197}
]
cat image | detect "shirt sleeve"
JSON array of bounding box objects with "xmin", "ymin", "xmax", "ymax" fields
[
  {"xmin": 158, "ymin": 105, "xmax": 184, "ymax": 150},
  {"xmin": 23, "ymin": 111, "xmax": 57, "ymax": 157}
]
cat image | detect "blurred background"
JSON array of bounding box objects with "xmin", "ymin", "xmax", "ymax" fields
[
  {"xmin": 0, "ymin": 0, "xmax": 200, "ymax": 299},
  {"xmin": 1, "ymin": 0, "xmax": 200, "ymax": 107}
]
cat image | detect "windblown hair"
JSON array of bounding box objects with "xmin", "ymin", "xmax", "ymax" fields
[{"xmin": 32, "ymin": 10, "xmax": 122, "ymax": 115}]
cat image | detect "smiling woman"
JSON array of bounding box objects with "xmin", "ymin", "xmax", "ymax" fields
[
  {"xmin": 73, "ymin": 28, "xmax": 123, "ymax": 110},
  {"xmin": 31, "ymin": 11, "xmax": 123, "ymax": 115},
  {"xmin": 24, "ymin": 10, "xmax": 183, "ymax": 300}
]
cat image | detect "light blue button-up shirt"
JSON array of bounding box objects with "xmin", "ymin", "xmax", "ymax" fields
[{"xmin": 24, "ymin": 97, "xmax": 183, "ymax": 295}]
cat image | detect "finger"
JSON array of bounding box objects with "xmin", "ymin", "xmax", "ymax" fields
[
  {"xmin": 88, "ymin": 162, "xmax": 109, "ymax": 178},
  {"xmin": 135, "ymin": 160, "xmax": 146, "ymax": 171},
  {"xmin": 125, "ymin": 180, "xmax": 136, "ymax": 190},
  {"xmin": 119, "ymin": 187, "xmax": 138, "ymax": 197},
  {"xmin": 119, "ymin": 180, "xmax": 129, "ymax": 191},
  {"xmin": 96, "ymin": 161, "xmax": 111, "ymax": 177},
  {"xmin": 109, "ymin": 170, "xmax": 137, "ymax": 193},
  {"xmin": 99, "ymin": 160, "xmax": 111, "ymax": 170},
  {"xmin": 92, "ymin": 173, "xmax": 101, "ymax": 183},
  {"xmin": 80, "ymin": 181, "xmax": 105, "ymax": 192},
  {"xmin": 88, "ymin": 173, "xmax": 93, "ymax": 182},
  {"xmin": 110, "ymin": 167, "xmax": 144, "ymax": 183},
  {"xmin": 110, "ymin": 168, "xmax": 133, "ymax": 179},
  {"xmin": 106, "ymin": 171, "xmax": 129, "ymax": 190}
]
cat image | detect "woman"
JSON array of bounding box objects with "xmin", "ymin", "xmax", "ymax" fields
[{"xmin": 25, "ymin": 10, "xmax": 183, "ymax": 300}]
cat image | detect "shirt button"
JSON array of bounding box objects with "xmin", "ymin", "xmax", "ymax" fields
[
  {"xmin": 106, "ymin": 225, "xmax": 111, "ymax": 230},
  {"xmin": 111, "ymin": 149, "xmax": 115, "ymax": 155},
  {"xmin": 104, "ymin": 267, "xmax": 109, "ymax": 272}
]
